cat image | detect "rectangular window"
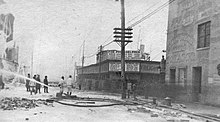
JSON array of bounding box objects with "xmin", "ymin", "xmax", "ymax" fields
[{"xmin": 197, "ymin": 21, "xmax": 211, "ymax": 48}]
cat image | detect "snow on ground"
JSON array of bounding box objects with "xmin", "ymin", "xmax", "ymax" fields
[{"xmin": 0, "ymin": 85, "xmax": 206, "ymax": 122}]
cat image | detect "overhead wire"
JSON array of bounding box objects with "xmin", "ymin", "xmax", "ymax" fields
[
  {"xmin": 151, "ymin": 51, "xmax": 163, "ymax": 61},
  {"xmin": 128, "ymin": 0, "xmax": 175, "ymax": 28},
  {"xmin": 100, "ymin": 0, "xmax": 170, "ymax": 50},
  {"xmin": 99, "ymin": 1, "xmax": 161, "ymax": 49},
  {"xmin": 84, "ymin": 35, "xmax": 114, "ymax": 59},
  {"xmin": 125, "ymin": 0, "xmax": 175, "ymax": 61},
  {"xmin": 84, "ymin": 53, "xmax": 97, "ymax": 59},
  {"xmin": 101, "ymin": 34, "xmax": 114, "ymax": 46},
  {"xmin": 102, "ymin": 40, "xmax": 114, "ymax": 48},
  {"xmin": 127, "ymin": 1, "xmax": 160, "ymax": 24},
  {"xmin": 80, "ymin": 0, "xmax": 175, "ymax": 61}
]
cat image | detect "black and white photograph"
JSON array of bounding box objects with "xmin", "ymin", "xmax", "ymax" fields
[{"xmin": 0, "ymin": 0, "xmax": 220, "ymax": 122}]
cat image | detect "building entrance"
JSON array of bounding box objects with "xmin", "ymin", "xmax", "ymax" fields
[
  {"xmin": 170, "ymin": 69, "xmax": 176, "ymax": 84},
  {"xmin": 192, "ymin": 67, "xmax": 202, "ymax": 102}
]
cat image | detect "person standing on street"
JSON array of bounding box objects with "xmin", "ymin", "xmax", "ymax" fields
[
  {"xmin": 43, "ymin": 76, "xmax": 49, "ymax": 93},
  {"xmin": 35, "ymin": 74, "xmax": 41, "ymax": 94},
  {"xmin": 30, "ymin": 75, "xmax": 36, "ymax": 95},
  {"xmin": 33, "ymin": 75, "xmax": 36, "ymax": 80},
  {"xmin": 132, "ymin": 83, "xmax": 137, "ymax": 100},
  {"xmin": 59, "ymin": 76, "xmax": 65, "ymax": 94},
  {"xmin": 66, "ymin": 75, "xmax": 73, "ymax": 96},
  {"xmin": 26, "ymin": 74, "xmax": 30, "ymax": 92}
]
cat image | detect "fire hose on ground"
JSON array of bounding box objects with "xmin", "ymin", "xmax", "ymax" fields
[{"xmin": 50, "ymin": 95, "xmax": 144, "ymax": 107}]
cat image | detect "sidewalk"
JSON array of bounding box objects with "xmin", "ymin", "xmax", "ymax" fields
[
  {"xmin": 180, "ymin": 102, "xmax": 220, "ymax": 115},
  {"xmin": 85, "ymin": 90, "xmax": 220, "ymax": 117}
]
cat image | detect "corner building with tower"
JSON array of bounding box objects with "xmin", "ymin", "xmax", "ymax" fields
[{"xmin": 76, "ymin": 45, "xmax": 165, "ymax": 95}]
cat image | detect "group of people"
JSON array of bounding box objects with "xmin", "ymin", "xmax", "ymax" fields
[
  {"xmin": 26, "ymin": 74, "xmax": 75, "ymax": 96},
  {"xmin": 58, "ymin": 75, "xmax": 74, "ymax": 96},
  {"xmin": 25, "ymin": 74, "xmax": 49, "ymax": 95}
]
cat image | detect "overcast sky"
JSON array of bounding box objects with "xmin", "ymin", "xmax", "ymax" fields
[{"xmin": 0, "ymin": 0, "xmax": 168, "ymax": 80}]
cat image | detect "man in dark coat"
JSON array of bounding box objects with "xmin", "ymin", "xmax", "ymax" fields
[
  {"xmin": 43, "ymin": 76, "xmax": 48, "ymax": 93},
  {"xmin": 35, "ymin": 74, "xmax": 41, "ymax": 94}
]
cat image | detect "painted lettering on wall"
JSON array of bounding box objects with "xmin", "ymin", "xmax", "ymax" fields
[
  {"xmin": 125, "ymin": 63, "xmax": 139, "ymax": 72},
  {"xmin": 109, "ymin": 62, "xmax": 140, "ymax": 72},
  {"xmin": 178, "ymin": 0, "xmax": 196, "ymax": 12},
  {"xmin": 109, "ymin": 62, "xmax": 121, "ymax": 71},
  {"xmin": 168, "ymin": 34, "xmax": 194, "ymax": 53},
  {"xmin": 182, "ymin": 10, "xmax": 195, "ymax": 26},
  {"xmin": 141, "ymin": 63, "xmax": 160, "ymax": 74},
  {"xmin": 198, "ymin": 0, "xmax": 212, "ymax": 19},
  {"xmin": 170, "ymin": 0, "xmax": 215, "ymax": 30},
  {"xmin": 167, "ymin": 52, "xmax": 195, "ymax": 65},
  {"xmin": 170, "ymin": 0, "xmax": 197, "ymax": 29},
  {"xmin": 167, "ymin": 34, "xmax": 196, "ymax": 65}
]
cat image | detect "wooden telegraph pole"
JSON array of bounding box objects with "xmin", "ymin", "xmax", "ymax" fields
[
  {"xmin": 114, "ymin": 0, "xmax": 133, "ymax": 99},
  {"xmin": 81, "ymin": 40, "xmax": 85, "ymax": 75},
  {"xmin": 121, "ymin": 0, "xmax": 126, "ymax": 99},
  {"xmin": 99, "ymin": 45, "xmax": 102, "ymax": 81}
]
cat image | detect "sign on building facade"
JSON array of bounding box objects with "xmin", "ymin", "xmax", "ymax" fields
[
  {"xmin": 109, "ymin": 62, "xmax": 140, "ymax": 72},
  {"xmin": 141, "ymin": 63, "xmax": 160, "ymax": 74}
]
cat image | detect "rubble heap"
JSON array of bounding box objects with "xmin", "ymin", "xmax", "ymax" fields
[{"xmin": 0, "ymin": 97, "xmax": 51, "ymax": 110}]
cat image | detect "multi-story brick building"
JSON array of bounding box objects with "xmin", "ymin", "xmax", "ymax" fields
[{"xmin": 166, "ymin": 0, "xmax": 220, "ymax": 105}]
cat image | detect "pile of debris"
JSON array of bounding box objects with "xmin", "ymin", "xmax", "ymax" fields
[
  {"xmin": 0, "ymin": 97, "xmax": 52, "ymax": 110},
  {"xmin": 127, "ymin": 105, "xmax": 192, "ymax": 121},
  {"xmin": 128, "ymin": 105, "xmax": 183, "ymax": 118}
]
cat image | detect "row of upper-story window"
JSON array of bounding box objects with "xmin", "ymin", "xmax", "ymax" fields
[
  {"xmin": 197, "ymin": 21, "xmax": 211, "ymax": 49},
  {"xmin": 172, "ymin": 21, "xmax": 211, "ymax": 49}
]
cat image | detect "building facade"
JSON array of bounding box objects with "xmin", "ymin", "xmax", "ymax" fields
[
  {"xmin": 77, "ymin": 49, "xmax": 165, "ymax": 95},
  {"xmin": 166, "ymin": 0, "xmax": 220, "ymax": 105}
]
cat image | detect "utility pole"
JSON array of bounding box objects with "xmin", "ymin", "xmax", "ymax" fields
[
  {"xmin": 99, "ymin": 45, "xmax": 103, "ymax": 81},
  {"xmin": 121, "ymin": 0, "xmax": 126, "ymax": 99},
  {"xmin": 81, "ymin": 40, "xmax": 85, "ymax": 89},
  {"xmin": 113, "ymin": 0, "xmax": 133, "ymax": 99},
  {"xmin": 74, "ymin": 62, "xmax": 76, "ymax": 81},
  {"xmin": 81, "ymin": 40, "xmax": 85, "ymax": 75},
  {"xmin": 31, "ymin": 48, "xmax": 33, "ymax": 76}
]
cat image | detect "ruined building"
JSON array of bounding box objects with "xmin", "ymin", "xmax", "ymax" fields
[{"xmin": 0, "ymin": 13, "xmax": 18, "ymax": 87}]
